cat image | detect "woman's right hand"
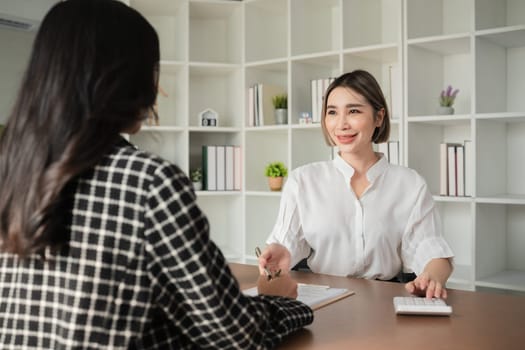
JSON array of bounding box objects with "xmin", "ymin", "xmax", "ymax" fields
[
  {"xmin": 257, "ymin": 243, "xmax": 292, "ymax": 277},
  {"xmin": 256, "ymin": 272, "xmax": 298, "ymax": 299}
]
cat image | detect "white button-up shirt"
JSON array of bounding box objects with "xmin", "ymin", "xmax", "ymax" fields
[{"xmin": 267, "ymin": 153, "xmax": 454, "ymax": 280}]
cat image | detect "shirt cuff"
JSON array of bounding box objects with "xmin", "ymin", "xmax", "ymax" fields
[{"xmin": 412, "ymin": 237, "xmax": 454, "ymax": 275}]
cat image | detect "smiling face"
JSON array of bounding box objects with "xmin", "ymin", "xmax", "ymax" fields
[{"xmin": 324, "ymin": 87, "xmax": 384, "ymax": 158}]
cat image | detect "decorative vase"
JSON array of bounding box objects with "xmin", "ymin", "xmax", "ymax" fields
[
  {"xmin": 268, "ymin": 176, "xmax": 283, "ymax": 191},
  {"xmin": 274, "ymin": 109, "xmax": 288, "ymax": 125},
  {"xmin": 437, "ymin": 106, "xmax": 454, "ymax": 115}
]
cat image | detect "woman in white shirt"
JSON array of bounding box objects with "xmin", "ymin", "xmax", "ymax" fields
[{"xmin": 258, "ymin": 70, "xmax": 454, "ymax": 299}]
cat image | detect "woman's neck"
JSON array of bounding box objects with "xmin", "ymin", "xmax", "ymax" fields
[{"xmin": 340, "ymin": 149, "xmax": 379, "ymax": 176}]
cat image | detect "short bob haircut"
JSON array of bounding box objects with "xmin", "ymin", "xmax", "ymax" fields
[{"xmin": 320, "ymin": 70, "xmax": 390, "ymax": 146}]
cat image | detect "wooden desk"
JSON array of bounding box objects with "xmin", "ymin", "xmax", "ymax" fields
[{"xmin": 230, "ymin": 263, "xmax": 525, "ymax": 350}]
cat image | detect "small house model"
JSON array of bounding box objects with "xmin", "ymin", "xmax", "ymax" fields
[{"xmin": 199, "ymin": 108, "xmax": 219, "ymax": 127}]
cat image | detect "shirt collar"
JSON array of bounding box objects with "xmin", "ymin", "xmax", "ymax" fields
[{"xmin": 333, "ymin": 152, "xmax": 388, "ymax": 185}]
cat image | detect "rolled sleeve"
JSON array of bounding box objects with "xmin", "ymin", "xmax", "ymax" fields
[
  {"xmin": 401, "ymin": 181, "xmax": 454, "ymax": 275},
  {"xmin": 266, "ymin": 175, "xmax": 311, "ymax": 268}
]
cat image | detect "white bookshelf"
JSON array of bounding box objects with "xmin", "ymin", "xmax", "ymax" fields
[
  {"xmin": 405, "ymin": 0, "xmax": 525, "ymax": 293},
  {"xmin": 122, "ymin": 0, "xmax": 525, "ymax": 293}
]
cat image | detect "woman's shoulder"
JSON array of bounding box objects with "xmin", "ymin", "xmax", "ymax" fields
[
  {"xmin": 110, "ymin": 138, "xmax": 187, "ymax": 181},
  {"xmin": 291, "ymin": 160, "xmax": 336, "ymax": 177},
  {"xmin": 386, "ymin": 162, "xmax": 427, "ymax": 187}
]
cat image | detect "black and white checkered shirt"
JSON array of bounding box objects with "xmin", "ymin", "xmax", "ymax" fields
[{"xmin": 0, "ymin": 137, "xmax": 313, "ymax": 349}]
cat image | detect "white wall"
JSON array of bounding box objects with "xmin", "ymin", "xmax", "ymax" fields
[{"xmin": 0, "ymin": 28, "xmax": 34, "ymax": 123}]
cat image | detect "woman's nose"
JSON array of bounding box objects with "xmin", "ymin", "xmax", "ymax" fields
[{"xmin": 336, "ymin": 114, "xmax": 350, "ymax": 128}]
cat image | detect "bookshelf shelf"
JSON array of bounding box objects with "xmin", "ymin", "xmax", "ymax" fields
[
  {"xmin": 342, "ymin": 45, "xmax": 399, "ymax": 63},
  {"xmin": 476, "ymin": 270, "xmax": 525, "ymax": 293},
  {"xmin": 433, "ymin": 196, "xmax": 473, "ymax": 203},
  {"xmin": 407, "ymin": 116, "xmax": 472, "ymax": 125},
  {"xmin": 476, "ymin": 195, "xmax": 525, "ymax": 205}
]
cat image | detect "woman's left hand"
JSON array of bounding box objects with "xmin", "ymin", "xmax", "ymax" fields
[
  {"xmin": 405, "ymin": 271, "xmax": 447, "ymax": 299},
  {"xmin": 405, "ymin": 258, "xmax": 452, "ymax": 299}
]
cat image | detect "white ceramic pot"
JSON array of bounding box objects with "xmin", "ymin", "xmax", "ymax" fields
[
  {"xmin": 437, "ymin": 106, "xmax": 454, "ymax": 115},
  {"xmin": 274, "ymin": 109, "xmax": 288, "ymax": 124}
]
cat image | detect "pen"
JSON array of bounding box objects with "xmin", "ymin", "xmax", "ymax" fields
[{"xmin": 255, "ymin": 246, "xmax": 281, "ymax": 281}]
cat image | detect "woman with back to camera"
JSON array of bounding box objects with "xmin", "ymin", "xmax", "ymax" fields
[
  {"xmin": 258, "ymin": 70, "xmax": 454, "ymax": 299},
  {"xmin": 0, "ymin": 0, "xmax": 313, "ymax": 348}
]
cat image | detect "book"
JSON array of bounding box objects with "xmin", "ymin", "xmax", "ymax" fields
[
  {"xmin": 311, "ymin": 79, "xmax": 318, "ymax": 123},
  {"xmin": 247, "ymin": 86, "xmax": 255, "ymax": 127},
  {"xmin": 256, "ymin": 83, "xmax": 286, "ymax": 126},
  {"xmin": 243, "ymin": 283, "xmax": 354, "ymax": 311},
  {"xmin": 377, "ymin": 142, "xmax": 389, "ymax": 160},
  {"xmin": 439, "ymin": 143, "xmax": 449, "ymax": 196},
  {"xmin": 463, "ymin": 140, "xmax": 473, "ymax": 197},
  {"xmin": 447, "ymin": 145, "xmax": 457, "ymax": 196},
  {"xmin": 440, "ymin": 142, "xmax": 463, "ymax": 196},
  {"xmin": 233, "ymin": 146, "xmax": 242, "ymax": 191},
  {"xmin": 216, "ymin": 145, "xmax": 226, "ymax": 191},
  {"xmin": 315, "ymin": 79, "xmax": 324, "ymax": 122},
  {"xmin": 254, "ymin": 84, "xmax": 260, "ymax": 126},
  {"xmin": 202, "ymin": 145, "xmax": 217, "ymax": 191},
  {"xmin": 456, "ymin": 145, "xmax": 465, "ymax": 196},
  {"xmin": 225, "ymin": 145, "xmax": 234, "ymax": 191},
  {"xmin": 388, "ymin": 140, "xmax": 400, "ymax": 165}
]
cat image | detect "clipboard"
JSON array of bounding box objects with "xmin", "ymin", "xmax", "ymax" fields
[{"xmin": 243, "ymin": 283, "xmax": 355, "ymax": 311}]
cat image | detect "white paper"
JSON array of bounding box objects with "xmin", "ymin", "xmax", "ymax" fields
[{"xmin": 243, "ymin": 284, "xmax": 352, "ymax": 309}]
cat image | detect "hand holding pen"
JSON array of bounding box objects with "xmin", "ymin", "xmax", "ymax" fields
[
  {"xmin": 255, "ymin": 246, "xmax": 281, "ymax": 281},
  {"xmin": 256, "ymin": 246, "xmax": 298, "ymax": 299}
]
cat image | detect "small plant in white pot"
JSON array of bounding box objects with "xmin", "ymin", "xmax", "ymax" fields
[
  {"xmin": 265, "ymin": 161, "xmax": 288, "ymax": 191},
  {"xmin": 190, "ymin": 168, "xmax": 203, "ymax": 191},
  {"xmin": 437, "ymin": 85, "xmax": 459, "ymax": 115},
  {"xmin": 272, "ymin": 94, "xmax": 288, "ymax": 125}
]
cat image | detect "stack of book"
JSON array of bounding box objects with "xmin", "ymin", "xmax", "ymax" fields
[
  {"xmin": 310, "ymin": 77, "xmax": 335, "ymax": 123},
  {"xmin": 247, "ymin": 83, "xmax": 286, "ymax": 127},
  {"xmin": 202, "ymin": 145, "xmax": 242, "ymax": 191},
  {"xmin": 377, "ymin": 140, "xmax": 400, "ymax": 165},
  {"xmin": 439, "ymin": 141, "xmax": 473, "ymax": 197}
]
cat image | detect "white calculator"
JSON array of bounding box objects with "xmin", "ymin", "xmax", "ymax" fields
[{"xmin": 393, "ymin": 296, "xmax": 452, "ymax": 316}]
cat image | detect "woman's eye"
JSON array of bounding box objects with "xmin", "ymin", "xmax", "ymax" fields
[
  {"xmin": 349, "ymin": 108, "xmax": 360, "ymax": 114},
  {"xmin": 327, "ymin": 110, "xmax": 336, "ymax": 115}
]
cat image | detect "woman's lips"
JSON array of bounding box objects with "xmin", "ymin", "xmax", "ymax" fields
[{"xmin": 336, "ymin": 134, "xmax": 357, "ymax": 144}]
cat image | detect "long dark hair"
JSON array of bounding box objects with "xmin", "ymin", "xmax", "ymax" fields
[
  {"xmin": 0, "ymin": 0, "xmax": 159, "ymax": 256},
  {"xmin": 321, "ymin": 70, "xmax": 390, "ymax": 146}
]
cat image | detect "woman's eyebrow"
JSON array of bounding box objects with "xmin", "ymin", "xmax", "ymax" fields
[{"xmin": 326, "ymin": 103, "xmax": 364, "ymax": 109}]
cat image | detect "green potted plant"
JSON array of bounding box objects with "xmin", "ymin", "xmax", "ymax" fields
[
  {"xmin": 437, "ymin": 85, "xmax": 459, "ymax": 115},
  {"xmin": 272, "ymin": 94, "xmax": 288, "ymax": 125},
  {"xmin": 190, "ymin": 168, "xmax": 203, "ymax": 191},
  {"xmin": 264, "ymin": 161, "xmax": 288, "ymax": 191}
]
